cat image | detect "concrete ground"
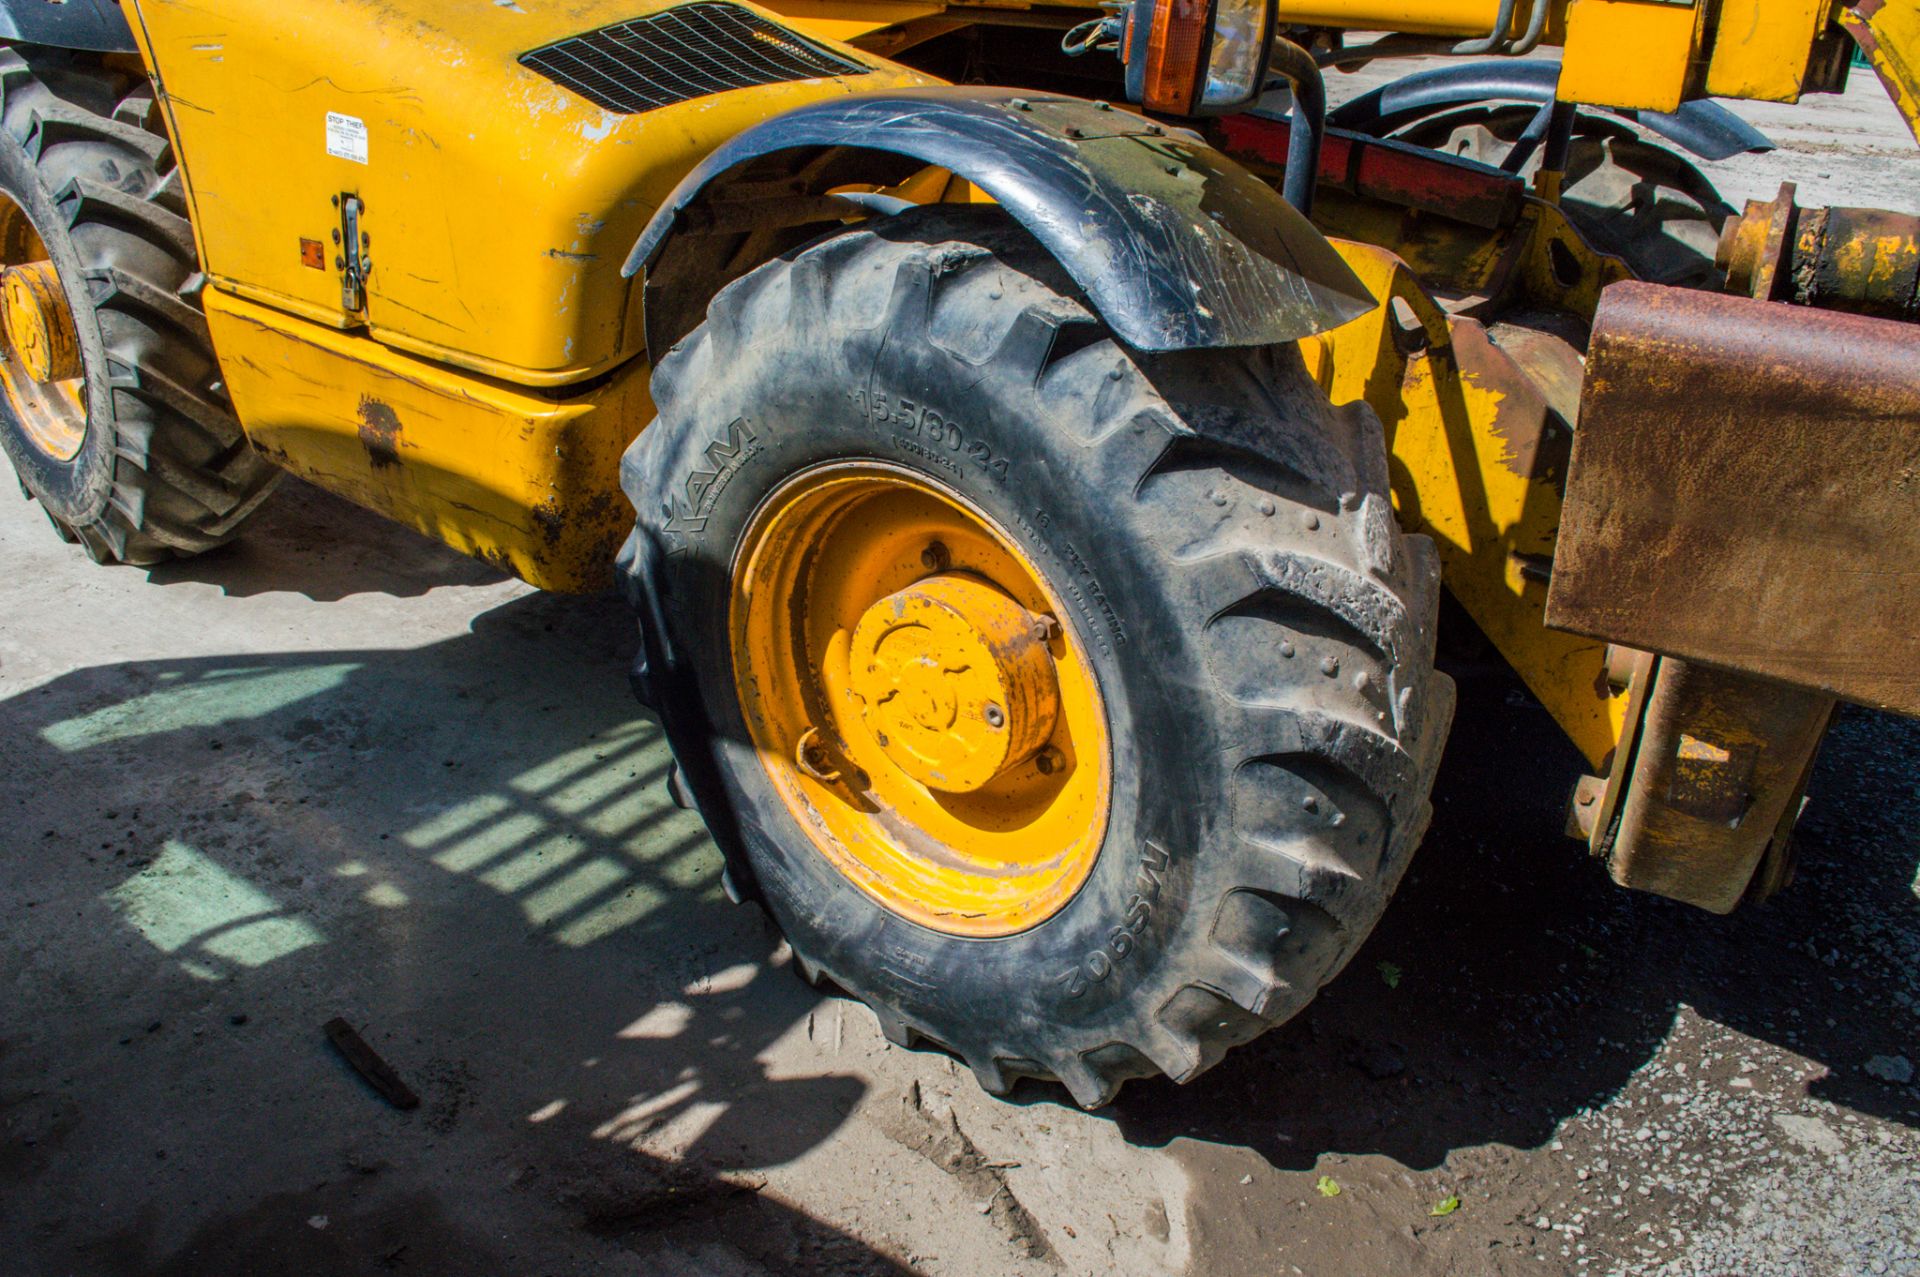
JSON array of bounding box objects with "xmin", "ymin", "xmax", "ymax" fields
[{"xmin": 4, "ymin": 61, "xmax": 1918, "ymax": 1277}]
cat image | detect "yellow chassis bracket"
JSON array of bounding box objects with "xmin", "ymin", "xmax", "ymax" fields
[
  {"xmin": 1841, "ymin": 0, "xmax": 1920, "ymax": 144},
  {"xmin": 1302, "ymin": 241, "xmax": 1631, "ymax": 772},
  {"xmin": 203, "ymin": 288, "xmax": 650, "ymax": 592}
]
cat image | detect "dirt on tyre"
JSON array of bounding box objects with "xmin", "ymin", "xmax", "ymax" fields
[
  {"xmin": 619, "ymin": 206, "xmax": 1454, "ymax": 1106},
  {"xmin": 0, "ymin": 46, "xmax": 276, "ymax": 564}
]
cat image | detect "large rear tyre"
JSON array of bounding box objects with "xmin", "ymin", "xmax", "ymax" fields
[
  {"xmin": 619, "ymin": 207, "xmax": 1453, "ymax": 1106},
  {"xmin": 0, "ymin": 46, "xmax": 276, "ymax": 564}
]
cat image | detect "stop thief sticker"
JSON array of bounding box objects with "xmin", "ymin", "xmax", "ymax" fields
[{"xmin": 326, "ymin": 111, "xmax": 368, "ymax": 165}]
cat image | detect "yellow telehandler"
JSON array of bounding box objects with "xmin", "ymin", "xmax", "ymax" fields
[{"xmin": 1, "ymin": 0, "xmax": 1914, "ymax": 1105}]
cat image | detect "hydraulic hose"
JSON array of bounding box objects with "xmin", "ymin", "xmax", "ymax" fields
[{"xmin": 1266, "ymin": 37, "xmax": 1326, "ymax": 217}]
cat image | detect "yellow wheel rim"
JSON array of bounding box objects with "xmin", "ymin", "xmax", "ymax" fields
[
  {"xmin": 731, "ymin": 463, "xmax": 1111, "ymax": 937},
  {"xmin": 0, "ymin": 194, "xmax": 85, "ymax": 462}
]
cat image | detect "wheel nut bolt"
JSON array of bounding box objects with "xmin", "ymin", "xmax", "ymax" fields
[
  {"xmin": 1036, "ymin": 747, "xmax": 1063, "ymax": 775},
  {"xmin": 984, "ymin": 703, "xmax": 1006, "ymax": 729},
  {"xmin": 921, "ymin": 540, "xmax": 950, "ymax": 571},
  {"xmin": 795, "ymin": 727, "xmax": 840, "ymax": 782},
  {"xmin": 1031, "ymin": 614, "xmax": 1060, "ymax": 643}
]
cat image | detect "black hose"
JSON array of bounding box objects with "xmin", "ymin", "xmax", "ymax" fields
[{"xmin": 1266, "ymin": 37, "xmax": 1325, "ymax": 217}]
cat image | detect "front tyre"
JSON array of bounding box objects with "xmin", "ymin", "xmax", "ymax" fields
[
  {"xmin": 619, "ymin": 207, "xmax": 1453, "ymax": 1106},
  {"xmin": 0, "ymin": 47, "xmax": 277, "ymax": 564}
]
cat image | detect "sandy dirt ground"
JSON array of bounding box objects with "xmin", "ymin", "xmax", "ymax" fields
[{"xmin": 3, "ymin": 57, "xmax": 1918, "ymax": 1277}]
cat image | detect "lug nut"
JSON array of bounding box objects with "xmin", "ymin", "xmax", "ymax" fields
[
  {"xmin": 1035, "ymin": 747, "xmax": 1064, "ymax": 775},
  {"xmin": 921, "ymin": 540, "xmax": 950, "ymax": 571},
  {"xmin": 1031, "ymin": 614, "xmax": 1060, "ymax": 644},
  {"xmin": 794, "ymin": 727, "xmax": 841, "ymax": 782}
]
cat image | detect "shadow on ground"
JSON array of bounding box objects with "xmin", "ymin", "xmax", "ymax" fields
[
  {"xmin": 142, "ymin": 477, "xmax": 509, "ymax": 602},
  {"xmin": 1, "ymin": 574, "xmax": 899, "ymax": 1273},
  {"xmin": 4, "ymin": 490, "xmax": 1915, "ymax": 1273},
  {"xmin": 1094, "ymin": 647, "xmax": 1920, "ymax": 1169}
]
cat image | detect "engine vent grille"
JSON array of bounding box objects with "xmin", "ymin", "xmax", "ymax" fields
[{"xmin": 521, "ymin": 3, "xmax": 869, "ymax": 115}]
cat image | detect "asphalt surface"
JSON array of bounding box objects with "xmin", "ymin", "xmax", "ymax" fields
[{"xmin": 3, "ymin": 58, "xmax": 1918, "ymax": 1277}]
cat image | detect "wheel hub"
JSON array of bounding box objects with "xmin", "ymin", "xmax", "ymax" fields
[
  {"xmin": 2, "ymin": 260, "xmax": 81, "ymax": 384},
  {"xmin": 849, "ymin": 572, "xmax": 1060, "ymax": 794},
  {"xmin": 0, "ymin": 192, "xmax": 87, "ymax": 463},
  {"xmin": 730, "ymin": 463, "xmax": 1110, "ymax": 937}
]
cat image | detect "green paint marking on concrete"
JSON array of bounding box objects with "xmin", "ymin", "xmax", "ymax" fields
[
  {"xmin": 41, "ymin": 663, "xmax": 361, "ymax": 752},
  {"xmin": 102, "ymin": 840, "xmax": 325, "ymax": 978}
]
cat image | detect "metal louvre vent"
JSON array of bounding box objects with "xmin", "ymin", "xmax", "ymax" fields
[{"xmin": 520, "ymin": 3, "xmax": 869, "ymax": 115}]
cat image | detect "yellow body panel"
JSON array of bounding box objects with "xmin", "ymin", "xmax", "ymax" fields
[
  {"xmin": 1841, "ymin": 0, "xmax": 1920, "ymax": 144},
  {"xmin": 1303, "ymin": 243, "xmax": 1629, "ymax": 770},
  {"xmin": 204, "ymin": 288, "xmax": 648, "ymax": 592},
  {"xmin": 1558, "ymin": 0, "xmax": 1704, "ymax": 113},
  {"xmin": 1275, "ymin": 0, "xmax": 1548, "ymax": 38},
  {"xmin": 1704, "ymin": 0, "xmax": 1828, "ymax": 102},
  {"xmin": 775, "ymin": 0, "xmax": 949, "ymax": 42},
  {"xmin": 124, "ymin": 0, "xmax": 930, "ymax": 385}
]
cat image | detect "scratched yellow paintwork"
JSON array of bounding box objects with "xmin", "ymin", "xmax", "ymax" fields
[
  {"xmin": 123, "ymin": 0, "xmax": 933, "ymax": 385},
  {"xmin": 1705, "ymin": 0, "xmax": 1828, "ymax": 102},
  {"xmin": 204, "ymin": 288, "xmax": 650, "ymax": 592},
  {"xmin": 1303, "ymin": 242, "xmax": 1629, "ymax": 769}
]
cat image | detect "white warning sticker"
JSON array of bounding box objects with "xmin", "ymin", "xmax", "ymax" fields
[{"xmin": 325, "ymin": 112, "xmax": 368, "ymax": 165}]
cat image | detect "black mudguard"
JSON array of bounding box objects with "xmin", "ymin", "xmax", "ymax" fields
[
  {"xmin": 0, "ymin": 0, "xmax": 134, "ymax": 52},
  {"xmin": 1328, "ymin": 60, "xmax": 1772, "ymax": 162},
  {"xmin": 624, "ymin": 86, "xmax": 1375, "ymax": 357}
]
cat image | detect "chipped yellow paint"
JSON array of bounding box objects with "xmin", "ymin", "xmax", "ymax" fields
[
  {"xmin": 123, "ymin": 0, "xmax": 934, "ymax": 386},
  {"xmin": 1837, "ymin": 227, "xmax": 1920, "ymax": 294},
  {"xmin": 1304, "ymin": 241, "xmax": 1629, "ymax": 769},
  {"xmin": 204, "ymin": 287, "xmax": 650, "ymax": 592},
  {"xmin": 1841, "ymin": 0, "xmax": 1920, "ymax": 145},
  {"xmin": 1705, "ymin": 0, "xmax": 1828, "ymax": 102}
]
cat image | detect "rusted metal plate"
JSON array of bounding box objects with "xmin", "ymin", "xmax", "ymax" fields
[
  {"xmin": 1547, "ymin": 281, "xmax": 1920, "ymax": 715},
  {"xmin": 1604, "ymin": 660, "xmax": 1833, "ymax": 914}
]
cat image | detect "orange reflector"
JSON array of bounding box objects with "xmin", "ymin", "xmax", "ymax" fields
[{"xmin": 1144, "ymin": 0, "xmax": 1213, "ymax": 114}]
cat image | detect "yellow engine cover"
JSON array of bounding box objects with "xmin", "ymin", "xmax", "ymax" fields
[{"xmin": 125, "ymin": 0, "xmax": 929, "ymax": 385}]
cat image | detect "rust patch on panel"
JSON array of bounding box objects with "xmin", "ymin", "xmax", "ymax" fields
[
  {"xmin": 1602, "ymin": 659, "xmax": 1833, "ymax": 914},
  {"xmin": 1547, "ymin": 281, "xmax": 1920, "ymax": 714},
  {"xmin": 356, "ymin": 396, "xmax": 404, "ymax": 470}
]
